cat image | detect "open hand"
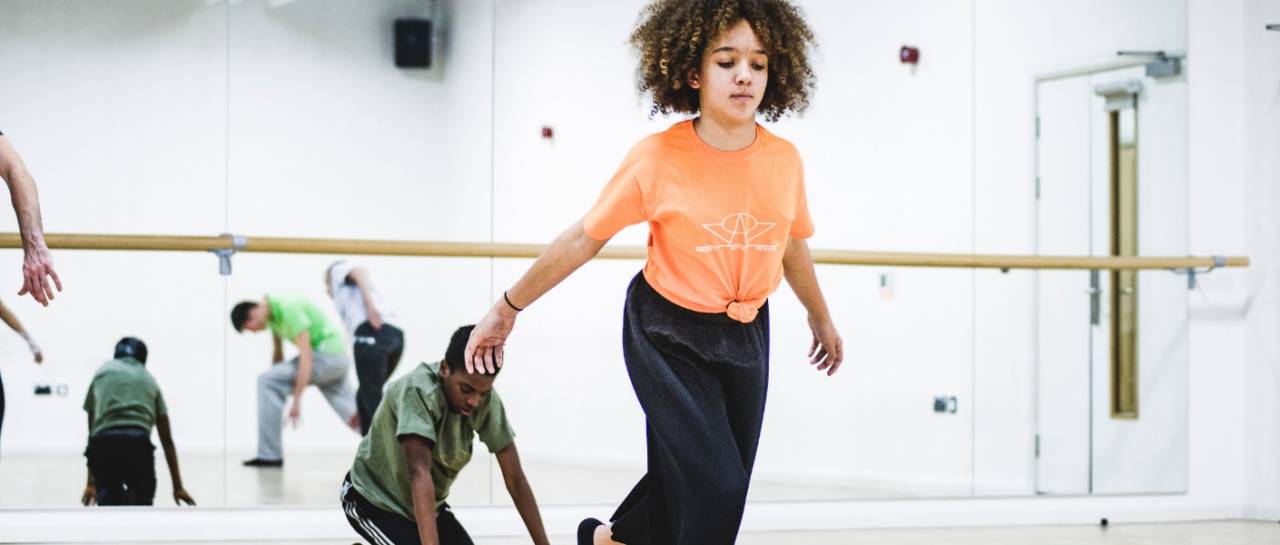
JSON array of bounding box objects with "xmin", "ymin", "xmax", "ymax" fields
[
  {"xmin": 18, "ymin": 243, "xmax": 61, "ymax": 306},
  {"xmin": 174, "ymin": 488, "xmax": 196, "ymax": 506},
  {"xmin": 81, "ymin": 485, "xmax": 96, "ymax": 506},
  {"xmin": 807, "ymin": 315, "xmax": 844, "ymax": 376}
]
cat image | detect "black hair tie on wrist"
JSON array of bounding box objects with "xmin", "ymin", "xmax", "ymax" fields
[{"xmin": 504, "ymin": 291, "xmax": 525, "ymax": 312}]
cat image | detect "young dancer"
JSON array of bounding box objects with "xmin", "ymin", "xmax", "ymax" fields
[
  {"xmin": 325, "ymin": 261, "xmax": 405, "ymax": 435},
  {"xmin": 82, "ymin": 337, "xmax": 195, "ymax": 506},
  {"xmin": 341, "ymin": 326, "xmax": 550, "ymax": 545},
  {"xmin": 231, "ymin": 294, "xmax": 359, "ymax": 466},
  {"xmin": 465, "ymin": 2, "xmax": 841, "ymax": 544}
]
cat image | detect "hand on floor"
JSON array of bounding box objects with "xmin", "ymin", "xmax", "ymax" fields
[{"xmin": 174, "ymin": 488, "xmax": 196, "ymax": 506}]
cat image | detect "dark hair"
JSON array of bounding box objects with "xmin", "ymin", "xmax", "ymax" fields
[
  {"xmin": 327, "ymin": 260, "xmax": 353, "ymax": 285},
  {"xmin": 115, "ymin": 337, "xmax": 148, "ymax": 364},
  {"xmin": 630, "ymin": 0, "xmax": 817, "ymax": 122},
  {"xmin": 230, "ymin": 301, "xmax": 259, "ymax": 333},
  {"xmin": 443, "ymin": 325, "xmax": 495, "ymax": 375}
]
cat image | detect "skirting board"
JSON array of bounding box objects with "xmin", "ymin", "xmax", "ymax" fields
[
  {"xmin": 1243, "ymin": 505, "xmax": 1280, "ymax": 521},
  {"xmin": 0, "ymin": 496, "xmax": 1250, "ymax": 542}
]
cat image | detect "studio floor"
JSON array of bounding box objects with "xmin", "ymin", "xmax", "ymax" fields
[
  {"xmin": 40, "ymin": 521, "xmax": 1280, "ymax": 545},
  {"xmin": 0, "ymin": 450, "xmax": 907, "ymax": 509}
]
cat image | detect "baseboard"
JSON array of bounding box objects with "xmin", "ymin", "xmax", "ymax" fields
[
  {"xmin": 1243, "ymin": 504, "xmax": 1280, "ymax": 521},
  {"xmin": 0, "ymin": 497, "xmax": 1246, "ymax": 542}
]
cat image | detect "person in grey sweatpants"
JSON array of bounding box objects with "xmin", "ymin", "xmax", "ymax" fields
[
  {"xmin": 231, "ymin": 293, "xmax": 359, "ymax": 466},
  {"xmin": 255, "ymin": 351, "xmax": 357, "ymax": 463}
]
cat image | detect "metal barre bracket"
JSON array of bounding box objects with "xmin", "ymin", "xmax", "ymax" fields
[
  {"xmin": 1170, "ymin": 255, "xmax": 1227, "ymax": 289},
  {"xmin": 209, "ymin": 234, "xmax": 248, "ymax": 276}
]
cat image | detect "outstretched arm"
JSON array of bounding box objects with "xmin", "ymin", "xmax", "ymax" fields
[
  {"xmin": 0, "ymin": 298, "xmax": 41, "ymax": 362},
  {"xmin": 496, "ymin": 443, "xmax": 550, "ymax": 545},
  {"xmin": 156, "ymin": 415, "xmax": 195, "ymax": 505},
  {"xmin": 782, "ymin": 238, "xmax": 844, "ymax": 375},
  {"xmin": 464, "ymin": 218, "xmax": 608, "ymax": 374},
  {"xmin": 0, "ymin": 136, "xmax": 60, "ymax": 306}
]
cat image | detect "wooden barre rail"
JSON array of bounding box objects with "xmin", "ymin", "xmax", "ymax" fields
[{"xmin": 0, "ymin": 233, "xmax": 1250, "ymax": 271}]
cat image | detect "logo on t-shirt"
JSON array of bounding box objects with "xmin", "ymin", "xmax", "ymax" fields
[{"xmin": 696, "ymin": 213, "xmax": 779, "ymax": 253}]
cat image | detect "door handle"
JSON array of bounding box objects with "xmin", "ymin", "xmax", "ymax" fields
[{"xmin": 1089, "ymin": 270, "xmax": 1101, "ymax": 325}]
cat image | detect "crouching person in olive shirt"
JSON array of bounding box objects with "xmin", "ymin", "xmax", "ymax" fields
[
  {"xmin": 340, "ymin": 326, "xmax": 549, "ymax": 545},
  {"xmin": 81, "ymin": 337, "xmax": 195, "ymax": 507}
]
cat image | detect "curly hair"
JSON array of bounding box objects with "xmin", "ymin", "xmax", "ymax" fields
[{"xmin": 629, "ymin": 0, "xmax": 817, "ymax": 122}]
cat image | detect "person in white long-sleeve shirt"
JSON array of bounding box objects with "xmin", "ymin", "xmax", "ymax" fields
[{"xmin": 326, "ymin": 261, "xmax": 404, "ymax": 435}]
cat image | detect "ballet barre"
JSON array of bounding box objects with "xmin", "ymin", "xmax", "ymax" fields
[{"xmin": 0, "ymin": 232, "xmax": 1249, "ymax": 287}]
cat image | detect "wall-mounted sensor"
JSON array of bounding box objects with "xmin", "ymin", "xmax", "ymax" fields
[
  {"xmin": 1267, "ymin": 24, "xmax": 1279, "ymax": 31},
  {"xmin": 541, "ymin": 126, "xmax": 554, "ymax": 140},
  {"xmin": 899, "ymin": 45, "xmax": 920, "ymax": 65}
]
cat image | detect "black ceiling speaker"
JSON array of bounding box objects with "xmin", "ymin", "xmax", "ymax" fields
[{"xmin": 395, "ymin": 18, "xmax": 433, "ymax": 68}]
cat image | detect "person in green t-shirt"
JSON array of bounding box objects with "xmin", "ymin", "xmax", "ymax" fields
[
  {"xmin": 231, "ymin": 293, "xmax": 359, "ymax": 466},
  {"xmin": 81, "ymin": 337, "xmax": 195, "ymax": 507},
  {"xmin": 340, "ymin": 325, "xmax": 550, "ymax": 545}
]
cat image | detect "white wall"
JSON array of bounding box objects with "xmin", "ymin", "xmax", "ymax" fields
[
  {"xmin": 1183, "ymin": 0, "xmax": 1251, "ymax": 513},
  {"xmin": 1240, "ymin": 0, "xmax": 1280, "ymax": 518}
]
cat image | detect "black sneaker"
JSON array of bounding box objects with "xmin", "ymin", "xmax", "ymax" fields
[
  {"xmin": 578, "ymin": 518, "xmax": 604, "ymax": 545},
  {"xmin": 242, "ymin": 458, "xmax": 283, "ymax": 467}
]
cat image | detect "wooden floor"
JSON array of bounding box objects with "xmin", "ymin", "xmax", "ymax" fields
[{"xmin": 48, "ymin": 520, "xmax": 1280, "ymax": 545}]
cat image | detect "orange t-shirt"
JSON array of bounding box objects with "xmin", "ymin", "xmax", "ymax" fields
[{"xmin": 583, "ymin": 119, "xmax": 814, "ymax": 323}]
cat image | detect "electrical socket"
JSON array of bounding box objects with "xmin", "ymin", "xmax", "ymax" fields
[{"xmin": 33, "ymin": 384, "xmax": 69, "ymax": 397}]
